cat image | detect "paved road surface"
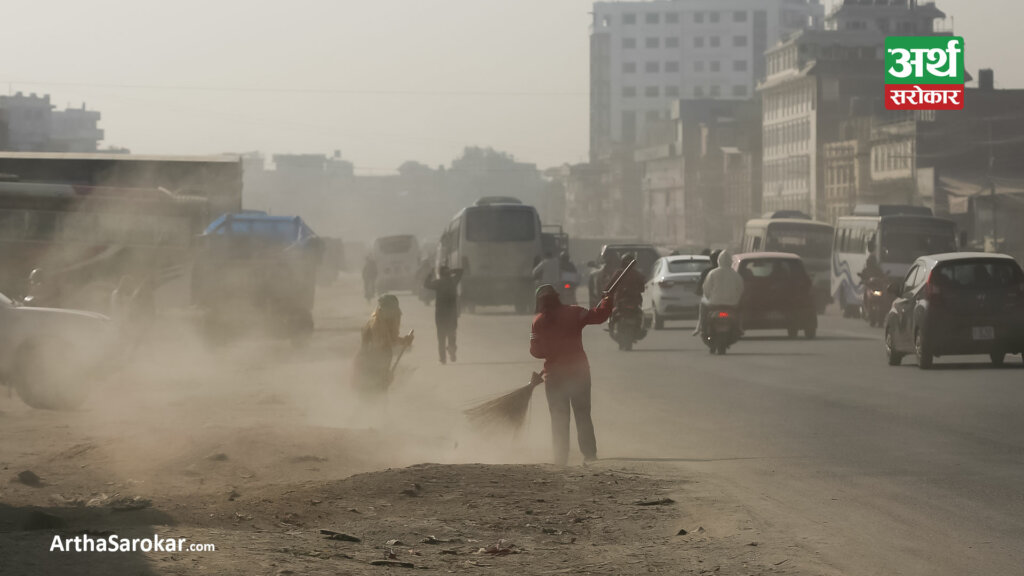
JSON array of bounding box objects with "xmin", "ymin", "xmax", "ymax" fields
[{"xmin": 401, "ymin": 295, "xmax": 1024, "ymax": 576}]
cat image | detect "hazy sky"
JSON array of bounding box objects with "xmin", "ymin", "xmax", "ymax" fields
[{"xmin": 0, "ymin": 0, "xmax": 1015, "ymax": 173}]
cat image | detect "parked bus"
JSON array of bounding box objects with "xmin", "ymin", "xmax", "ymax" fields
[
  {"xmin": 832, "ymin": 206, "xmax": 957, "ymax": 316},
  {"xmin": 741, "ymin": 218, "xmax": 834, "ymax": 313},
  {"xmin": 372, "ymin": 234, "xmax": 421, "ymax": 292},
  {"xmin": 437, "ymin": 198, "xmax": 543, "ymax": 313}
]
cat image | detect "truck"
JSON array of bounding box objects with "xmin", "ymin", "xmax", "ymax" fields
[{"xmin": 191, "ymin": 212, "xmax": 323, "ymax": 345}]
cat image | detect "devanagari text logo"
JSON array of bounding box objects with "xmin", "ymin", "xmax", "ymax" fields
[{"xmin": 885, "ymin": 36, "xmax": 964, "ymax": 111}]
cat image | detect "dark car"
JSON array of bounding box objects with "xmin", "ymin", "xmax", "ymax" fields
[
  {"xmin": 587, "ymin": 244, "xmax": 661, "ymax": 306},
  {"xmin": 884, "ymin": 253, "xmax": 1024, "ymax": 369},
  {"xmin": 732, "ymin": 252, "xmax": 817, "ymax": 339}
]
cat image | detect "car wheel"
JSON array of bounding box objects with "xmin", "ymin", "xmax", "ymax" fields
[
  {"xmin": 990, "ymin": 352, "xmax": 1006, "ymax": 366},
  {"xmin": 14, "ymin": 340, "xmax": 90, "ymax": 410},
  {"xmin": 804, "ymin": 327, "xmax": 817, "ymax": 339},
  {"xmin": 787, "ymin": 327, "xmax": 799, "ymax": 339},
  {"xmin": 653, "ymin": 310, "xmax": 665, "ymax": 330},
  {"xmin": 915, "ymin": 329, "xmax": 933, "ymax": 369},
  {"xmin": 885, "ymin": 326, "xmax": 904, "ymax": 366}
]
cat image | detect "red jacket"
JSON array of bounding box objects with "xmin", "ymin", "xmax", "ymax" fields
[{"xmin": 530, "ymin": 298, "xmax": 613, "ymax": 376}]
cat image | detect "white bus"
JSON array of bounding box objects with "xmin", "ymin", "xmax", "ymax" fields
[
  {"xmin": 741, "ymin": 218, "xmax": 835, "ymax": 313},
  {"xmin": 372, "ymin": 234, "xmax": 420, "ymax": 292},
  {"xmin": 832, "ymin": 208, "xmax": 957, "ymax": 316},
  {"xmin": 437, "ymin": 199, "xmax": 543, "ymax": 313}
]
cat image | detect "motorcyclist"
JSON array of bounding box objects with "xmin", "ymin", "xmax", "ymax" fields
[
  {"xmin": 607, "ymin": 254, "xmax": 646, "ymax": 332},
  {"xmin": 558, "ymin": 251, "xmax": 580, "ymax": 303},
  {"xmin": 700, "ymin": 249, "xmax": 745, "ymax": 331},
  {"xmin": 692, "ymin": 249, "xmax": 721, "ymax": 336},
  {"xmin": 860, "ymin": 253, "xmax": 884, "ymax": 283}
]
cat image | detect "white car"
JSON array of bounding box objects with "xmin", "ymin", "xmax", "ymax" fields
[
  {"xmin": 645, "ymin": 255, "xmax": 712, "ymax": 330},
  {"xmin": 0, "ymin": 293, "xmax": 118, "ymax": 409}
]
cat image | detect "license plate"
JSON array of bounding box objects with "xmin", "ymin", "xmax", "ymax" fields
[
  {"xmin": 972, "ymin": 326, "xmax": 995, "ymax": 341},
  {"xmin": 764, "ymin": 312, "xmax": 784, "ymax": 321},
  {"xmin": 714, "ymin": 324, "xmax": 731, "ymax": 333}
]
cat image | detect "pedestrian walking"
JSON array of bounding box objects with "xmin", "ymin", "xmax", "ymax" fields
[{"xmin": 423, "ymin": 266, "xmax": 463, "ymax": 364}]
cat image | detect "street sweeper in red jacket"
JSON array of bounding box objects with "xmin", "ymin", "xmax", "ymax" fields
[{"xmin": 530, "ymin": 283, "xmax": 613, "ymax": 465}]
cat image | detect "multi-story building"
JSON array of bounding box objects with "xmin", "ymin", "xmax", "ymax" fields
[
  {"xmin": 0, "ymin": 92, "xmax": 104, "ymax": 152},
  {"xmin": 589, "ymin": 0, "xmax": 823, "ymax": 160},
  {"xmin": 758, "ymin": 0, "xmax": 950, "ymax": 220}
]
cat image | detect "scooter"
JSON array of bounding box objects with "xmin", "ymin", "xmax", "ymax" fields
[
  {"xmin": 860, "ymin": 274, "xmax": 893, "ymax": 328},
  {"xmin": 558, "ymin": 280, "xmax": 578, "ymax": 305},
  {"xmin": 702, "ymin": 306, "xmax": 741, "ymax": 355}
]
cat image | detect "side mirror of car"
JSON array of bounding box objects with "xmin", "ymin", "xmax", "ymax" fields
[{"xmin": 887, "ymin": 282, "xmax": 902, "ymax": 297}]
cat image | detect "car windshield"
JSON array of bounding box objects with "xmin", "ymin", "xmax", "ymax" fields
[
  {"xmin": 765, "ymin": 225, "xmax": 833, "ymax": 259},
  {"xmin": 465, "ymin": 208, "xmax": 536, "ymax": 242},
  {"xmin": 667, "ymin": 260, "xmax": 711, "ymax": 274},
  {"xmin": 882, "ymin": 232, "xmax": 957, "ymax": 264},
  {"xmin": 933, "ymin": 260, "xmax": 1024, "ymax": 289}
]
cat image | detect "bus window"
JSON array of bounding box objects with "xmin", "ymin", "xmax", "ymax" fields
[
  {"xmin": 882, "ymin": 231, "xmax": 958, "ymax": 264},
  {"xmin": 752, "ymin": 236, "xmax": 762, "ymax": 251},
  {"xmin": 465, "ymin": 209, "xmax": 536, "ymax": 242}
]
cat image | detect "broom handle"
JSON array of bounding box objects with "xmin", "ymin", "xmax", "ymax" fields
[
  {"xmin": 603, "ymin": 259, "xmax": 637, "ymax": 296},
  {"xmin": 389, "ymin": 330, "xmax": 414, "ymax": 378}
]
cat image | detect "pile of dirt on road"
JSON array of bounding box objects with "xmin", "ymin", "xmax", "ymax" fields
[{"xmin": 2, "ymin": 462, "xmax": 812, "ymax": 576}]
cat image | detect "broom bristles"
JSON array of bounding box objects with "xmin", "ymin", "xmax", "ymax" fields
[{"xmin": 464, "ymin": 382, "xmax": 539, "ymax": 432}]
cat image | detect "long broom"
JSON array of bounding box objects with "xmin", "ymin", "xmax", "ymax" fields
[
  {"xmin": 463, "ymin": 260, "xmax": 637, "ymax": 433},
  {"xmin": 384, "ymin": 330, "xmax": 414, "ymax": 391}
]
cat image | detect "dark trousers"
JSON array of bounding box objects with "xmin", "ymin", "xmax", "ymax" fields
[
  {"xmin": 436, "ymin": 318, "xmax": 457, "ymax": 361},
  {"xmin": 544, "ymin": 372, "xmax": 597, "ymax": 465}
]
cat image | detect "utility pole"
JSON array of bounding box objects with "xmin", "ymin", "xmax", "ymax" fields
[{"xmin": 989, "ymin": 119, "xmax": 997, "ymax": 252}]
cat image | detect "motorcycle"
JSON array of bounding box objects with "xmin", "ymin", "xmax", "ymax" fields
[
  {"xmin": 558, "ymin": 281, "xmax": 578, "ymax": 305},
  {"xmin": 609, "ymin": 300, "xmax": 648, "ymax": 351},
  {"xmin": 702, "ymin": 306, "xmax": 741, "ymax": 355},
  {"xmin": 859, "ymin": 273, "xmax": 893, "ymax": 328}
]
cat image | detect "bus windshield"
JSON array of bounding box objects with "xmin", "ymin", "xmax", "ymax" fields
[
  {"xmin": 465, "ymin": 208, "xmax": 536, "ymax": 242},
  {"xmin": 377, "ymin": 235, "xmax": 415, "ymax": 253},
  {"xmin": 882, "ymin": 230, "xmax": 957, "ymax": 264},
  {"xmin": 765, "ymin": 224, "xmax": 833, "ymax": 259}
]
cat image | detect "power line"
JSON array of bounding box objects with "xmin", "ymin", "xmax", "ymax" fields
[{"xmin": 1, "ymin": 80, "xmax": 587, "ymax": 98}]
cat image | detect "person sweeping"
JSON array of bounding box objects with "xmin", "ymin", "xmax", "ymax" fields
[
  {"xmin": 352, "ymin": 294, "xmax": 414, "ymax": 403},
  {"xmin": 529, "ymin": 283, "xmax": 613, "ymax": 466}
]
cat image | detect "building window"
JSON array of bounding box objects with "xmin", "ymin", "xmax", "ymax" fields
[
  {"xmin": 710, "ymin": 36, "xmax": 720, "ymax": 48},
  {"xmin": 732, "ymin": 85, "xmax": 748, "ymax": 97},
  {"xmin": 694, "ymin": 12, "xmax": 704, "ymax": 24},
  {"xmin": 666, "ymin": 86, "xmax": 680, "ymax": 97},
  {"xmin": 645, "ymin": 61, "xmax": 660, "ymax": 73},
  {"xmin": 623, "ymin": 62, "xmax": 636, "ymax": 74},
  {"xmin": 646, "ymin": 110, "xmax": 660, "ymax": 122},
  {"xmin": 666, "ymin": 12, "xmax": 679, "ymax": 24},
  {"xmin": 665, "ymin": 37, "xmax": 679, "ymax": 48},
  {"xmin": 734, "ymin": 60, "xmax": 748, "ymax": 72},
  {"xmin": 665, "ymin": 61, "xmax": 680, "ymax": 73},
  {"xmin": 710, "ymin": 85, "xmax": 721, "ymax": 97},
  {"xmin": 733, "ymin": 36, "xmax": 748, "ymax": 47},
  {"xmin": 734, "ymin": 11, "xmax": 747, "ymax": 23},
  {"xmin": 623, "ymin": 13, "xmax": 636, "ymax": 25},
  {"xmin": 622, "ymin": 86, "xmax": 637, "ymax": 98},
  {"xmin": 695, "ymin": 86, "xmax": 705, "ymax": 97},
  {"xmin": 694, "ymin": 61, "xmax": 705, "ymax": 72},
  {"xmin": 646, "ymin": 37, "xmax": 660, "ymax": 49},
  {"xmin": 645, "ymin": 12, "xmax": 659, "ymax": 24},
  {"xmin": 623, "ymin": 38, "xmax": 636, "ymax": 49},
  {"xmin": 645, "ymin": 86, "xmax": 660, "ymax": 98},
  {"xmin": 709, "ymin": 11, "xmax": 720, "ymax": 23},
  {"xmin": 710, "ymin": 61, "xmax": 721, "ymax": 72},
  {"xmin": 694, "ymin": 37, "xmax": 704, "ymax": 48}
]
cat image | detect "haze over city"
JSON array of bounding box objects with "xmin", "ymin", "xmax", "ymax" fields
[{"xmin": 0, "ymin": 0, "xmax": 1015, "ymax": 172}]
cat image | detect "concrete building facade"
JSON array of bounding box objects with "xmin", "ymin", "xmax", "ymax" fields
[{"xmin": 590, "ymin": 0, "xmax": 823, "ymax": 160}]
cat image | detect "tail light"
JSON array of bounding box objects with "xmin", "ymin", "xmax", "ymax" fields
[
  {"xmin": 564, "ymin": 283, "xmax": 572, "ymax": 290},
  {"xmin": 924, "ymin": 272, "xmax": 942, "ymax": 305},
  {"xmin": 717, "ymin": 311, "xmax": 731, "ymax": 318}
]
